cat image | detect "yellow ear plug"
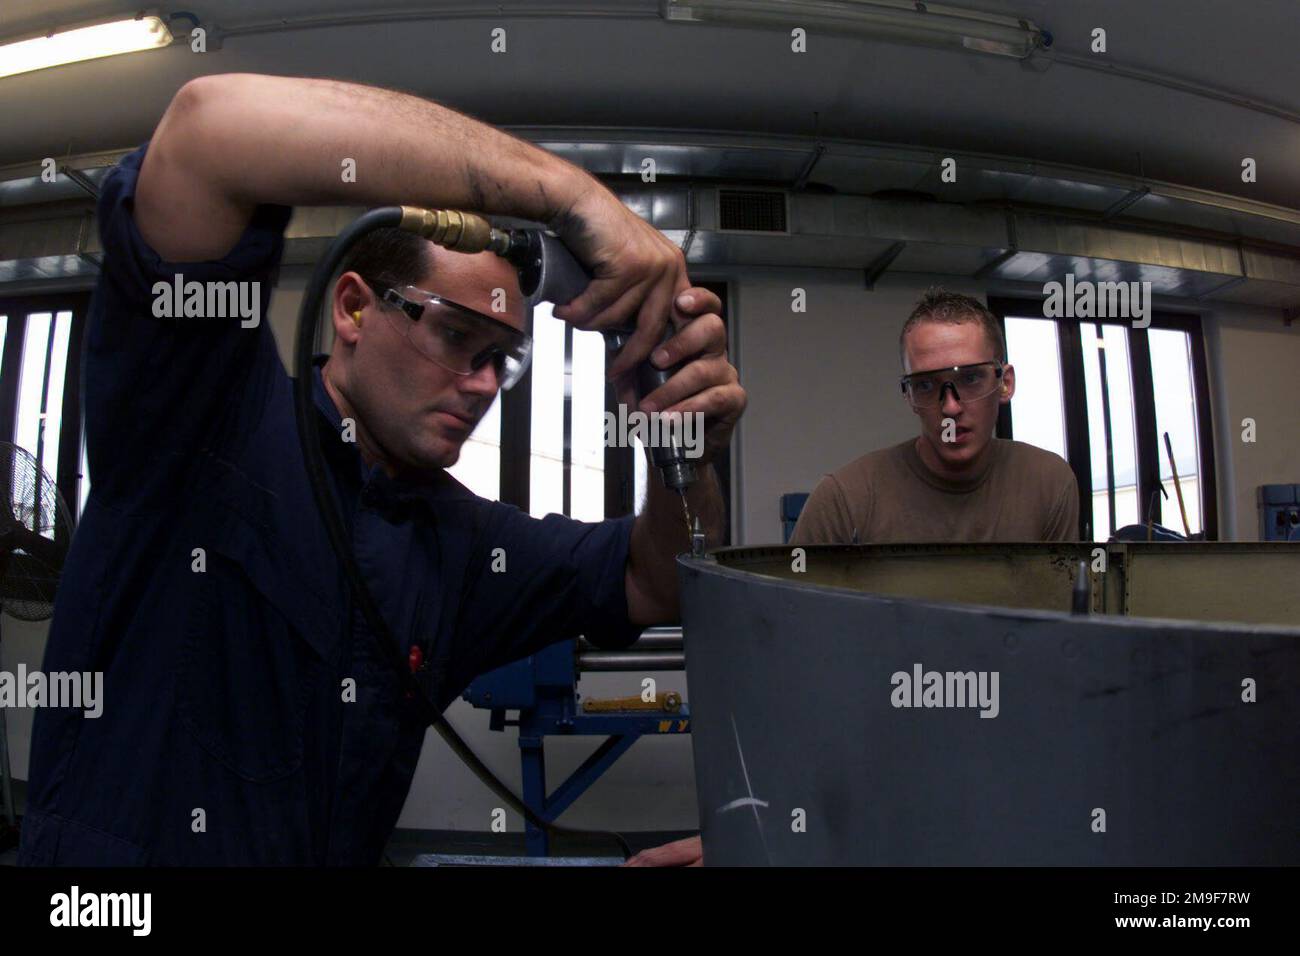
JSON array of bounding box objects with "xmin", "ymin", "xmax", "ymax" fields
[{"xmin": 352, "ymin": 310, "xmax": 363, "ymax": 326}]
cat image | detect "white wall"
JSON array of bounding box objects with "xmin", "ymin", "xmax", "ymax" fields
[{"xmin": 1205, "ymin": 304, "xmax": 1300, "ymax": 541}]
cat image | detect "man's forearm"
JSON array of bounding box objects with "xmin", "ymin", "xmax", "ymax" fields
[
  {"xmin": 139, "ymin": 72, "xmax": 590, "ymax": 259},
  {"xmin": 625, "ymin": 460, "xmax": 726, "ymax": 627}
]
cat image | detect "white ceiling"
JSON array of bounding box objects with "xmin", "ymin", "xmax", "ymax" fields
[{"xmin": 1, "ymin": 0, "xmax": 1298, "ymax": 207}]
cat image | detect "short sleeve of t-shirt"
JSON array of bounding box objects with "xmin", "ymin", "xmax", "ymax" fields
[
  {"xmin": 83, "ymin": 142, "xmax": 293, "ymax": 510},
  {"xmin": 790, "ymin": 474, "xmax": 856, "ymax": 545}
]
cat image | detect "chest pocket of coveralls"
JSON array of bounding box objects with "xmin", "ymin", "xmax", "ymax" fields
[{"xmin": 176, "ymin": 502, "xmax": 343, "ymax": 783}]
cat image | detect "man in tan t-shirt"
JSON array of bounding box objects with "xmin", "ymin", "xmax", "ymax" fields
[
  {"xmin": 625, "ymin": 290, "xmax": 1079, "ymax": 868},
  {"xmin": 791, "ymin": 289, "xmax": 1079, "ymax": 545}
]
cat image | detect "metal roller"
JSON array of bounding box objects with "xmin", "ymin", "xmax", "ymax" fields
[
  {"xmin": 578, "ymin": 630, "xmax": 683, "ymax": 652},
  {"xmin": 577, "ymin": 651, "xmax": 686, "ymax": 672}
]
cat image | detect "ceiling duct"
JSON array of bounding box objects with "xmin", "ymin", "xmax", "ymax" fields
[{"xmin": 1, "ymin": 134, "xmax": 1297, "ymax": 311}]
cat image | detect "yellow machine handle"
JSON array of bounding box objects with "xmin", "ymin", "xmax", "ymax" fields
[{"xmin": 582, "ymin": 691, "xmax": 683, "ymax": 714}]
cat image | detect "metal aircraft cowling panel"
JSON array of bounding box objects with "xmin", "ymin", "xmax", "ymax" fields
[{"xmin": 678, "ymin": 552, "xmax": 1300, "ymax": 866}]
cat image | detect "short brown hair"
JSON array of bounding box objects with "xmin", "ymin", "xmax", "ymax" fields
[
  {"xmin": 899, "ymin": 288, "xmax": 1006, "ymax": 368},
  {"xmin": 338, "ymin": 226, "xmax": 432, "ymax": 292}
]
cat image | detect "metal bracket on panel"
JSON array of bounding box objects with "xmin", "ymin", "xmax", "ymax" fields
[
  {"xmin": 792, "ymin": 142, "xmax": 827, "ymax": 192},
  {"xmin": 75, "ymin": 210, "xmax": 102, "ymax": 272},
  {"xmin": 973, "ymin": 209, "xmax": 1019, "ymax": 281},
  {"xmin": 973, "ymin": 249, "xmax": 1017, "ymax": 281},
  {"xmin": 863, "ymin": 241, "xmax": 906, "ymax": 290},
  {"xmin": 57, "ymin": 165, "xmax": 100, "ymax": 199},
  {"xmin": 1102, "ymin": 186, "xmax": 1150, "ymax": 220}
]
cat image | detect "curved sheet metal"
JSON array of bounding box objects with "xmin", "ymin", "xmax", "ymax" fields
[{"xmin": 678, "ymin": 544, "xmax": 1300, "ymax": 865}]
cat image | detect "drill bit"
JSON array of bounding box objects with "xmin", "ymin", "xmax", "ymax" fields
[
  {"xmin": 691, "ymin": 515, "xmax": 706, "ymax": 558},
  {"xmin": 679, "ymin": 488, "xmax": 692, "ymax": 548}
]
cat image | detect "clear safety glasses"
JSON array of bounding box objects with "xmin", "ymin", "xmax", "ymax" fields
[
  {"xmin": 367, "ymin": 281, "xmax": 533, "ymax": 391},
  {"xmin": 900, "ymin": 361, "xmax": 1004, "ymax": 409}
]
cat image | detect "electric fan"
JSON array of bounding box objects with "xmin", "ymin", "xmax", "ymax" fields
[{"xmin": 0, "ymin": 441, "xmax": 74, "ymax": 851}]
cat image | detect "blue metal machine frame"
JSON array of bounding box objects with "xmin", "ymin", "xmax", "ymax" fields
[{"xmin": 462, "ymin": 639, "xmax": 691, "ymax": 856}]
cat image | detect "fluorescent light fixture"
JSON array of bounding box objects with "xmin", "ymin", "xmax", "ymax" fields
[
  {"xmin": 0, "ymin": 14, "xmax": 174, "ymax": 80},
  {"xmin": 663, "ymin": 0, "xmax": 1048, "ymax": 59}
]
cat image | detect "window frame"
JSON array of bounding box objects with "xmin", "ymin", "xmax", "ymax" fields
[
  {"xmin": 989, "ymin": 296, "xmax": 1217, "ymax": 541},
  {"xmin": 0, "ymin": 291, "xmax": 90, "ymax": 529}
]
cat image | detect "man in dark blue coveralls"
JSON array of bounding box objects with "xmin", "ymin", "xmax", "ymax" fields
[{"xmin": 20, "ymin": 73, "xmax": 745, "ymax": 865}]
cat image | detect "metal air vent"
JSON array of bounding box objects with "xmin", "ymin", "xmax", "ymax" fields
[{"xmin": 718, "ymin": 189, "xmax": 787, "ymax": 232}]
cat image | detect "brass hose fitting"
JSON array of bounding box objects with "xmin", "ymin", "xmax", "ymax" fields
[{"xmin": 397, "ymin": 206, "xmax": 513, "ymax": 256}]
